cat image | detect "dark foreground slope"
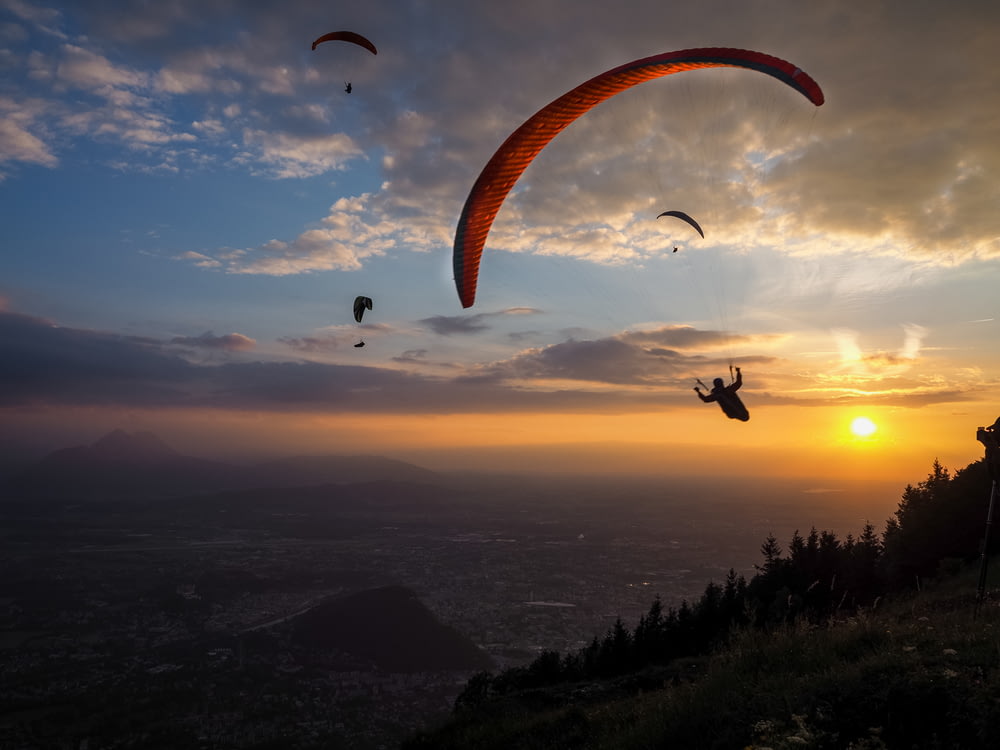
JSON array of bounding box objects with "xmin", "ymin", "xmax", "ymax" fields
[{"xmin": 405, "ymin": 562, "xmax": 1000, "ymax": 750}]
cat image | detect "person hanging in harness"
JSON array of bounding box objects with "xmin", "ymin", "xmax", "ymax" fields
[
  {"xmin": 694, "ymin": 366, "xmax": 749, "ymax": 422},
  {"xmin": 977, "ymin": 416, "xmax": 1000, "ymax": 481},
  {"xmin": 345, "ymin": 81, "xmax": 352, "ymax": 94}
]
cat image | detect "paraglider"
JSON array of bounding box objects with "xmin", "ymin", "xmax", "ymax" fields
[
  {"xmin": 657, "ymin": 210, "xmax": 704, "ymax": 239},
  {"xmin": 452, "ymin": 48, "xmax": 824, "ymax": 308},
  {"xmin": 695, "ymin": 366, "xmax": 749, "ymax": 422},
  {"xmin": 311, "ymin": 31, "xmax": 377, "ymax": 94},
  {"xmin": 353, "ymin": 296, "xmax": 373, "ymax": 323},
  {"xmin": 311, "ymin": 31, "xmax": 378, "ymax": 55},
  {"xmin": 353, "ymin": 295, "xmax": 372, "ymax": 348}
]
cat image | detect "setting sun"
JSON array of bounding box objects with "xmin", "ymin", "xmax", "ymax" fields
[{"xmin": 850, "ymin": 416, "xmax": 878, "ymax": 438}]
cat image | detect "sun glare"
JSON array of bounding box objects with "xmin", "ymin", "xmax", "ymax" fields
[{"xmin": 850, "ymin": 416, "xmax": 878, "ymax": 438}]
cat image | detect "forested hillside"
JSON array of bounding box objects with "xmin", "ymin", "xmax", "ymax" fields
[{"xmin": 406, "ymin": 458, "xmax": 1000, "ymax": 749}]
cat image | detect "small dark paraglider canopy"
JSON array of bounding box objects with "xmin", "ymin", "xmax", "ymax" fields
[
  {"xmin": 657, "ymin": 210, "xmax": 705, "ymax": 239},
  {"xmin": 353, "ymin": 296, "xmax": 373, "ymax": 323}
]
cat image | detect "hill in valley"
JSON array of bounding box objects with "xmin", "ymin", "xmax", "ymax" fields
[{"xmin": 292, "ymin": 585, "xmax": 495, "ymax": 673}]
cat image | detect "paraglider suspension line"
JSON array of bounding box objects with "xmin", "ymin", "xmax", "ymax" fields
[{"xmin": 975, "ymin": 478, "xmax": 997, "ymax": 619}]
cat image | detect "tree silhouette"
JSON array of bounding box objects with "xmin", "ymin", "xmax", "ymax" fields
[{"xmin": 453, "ymin": 456, "xmax": 995, "ymax": 710}]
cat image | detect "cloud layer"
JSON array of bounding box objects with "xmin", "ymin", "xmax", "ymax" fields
[{"xmin": 2, "ymin": 0, "xmax": 998, "ymax": 265}]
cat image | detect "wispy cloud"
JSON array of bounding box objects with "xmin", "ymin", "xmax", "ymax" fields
[
  {"xmin": 170, "ymin": 331, "xmax": 256, "ymax": 351},
  {"xmin": 832, "ymin": 324, "xmax": 927, "ymax": 374},
  {"xmin": 419, "ymin": 308, "xmax": 541, "ymax": 336}
]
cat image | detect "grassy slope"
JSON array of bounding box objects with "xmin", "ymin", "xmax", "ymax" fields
[{"xmin": 405, "ymin": 562, "xmax": 1000, "ymax": 749}]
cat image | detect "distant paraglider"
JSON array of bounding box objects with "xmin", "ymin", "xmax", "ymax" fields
[
  {"xmin": 311, "ymin": 31, "xmax": 377, "ymax": 94},
  {"xmin": 311, "ymin": 30, "xmax": 378, "ymax": 55},
  {"xmin": 656, "ymin": 210, "xmax": 705, "ymax": 240},
  {"xmin": 452, "ymin": 47, "xmax": 824, "ymax": 308},
  {"xmin": 353, "ymin": 295, "xmax": 372, "ymax": 348},
  {"xmin": 353, "ymin": 296, "xmax": 373, "ymax": 323}
]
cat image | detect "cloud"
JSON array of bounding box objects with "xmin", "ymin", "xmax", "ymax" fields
[
  {"xmin": 831, "ymin": 324, "xmax": 927, "ymax": 375},
  {"xmin": 0, "ymin": 309, "xmax": 720, "ymax": 414},
  {"xmin": 279, "ymin": 332, "xmax": 360, "ymax": 353},
  {"xmin": 239, "ymin": 129, "xmax": 364, "ymax": 179},
  {"xmin": 0, "ymin": 308, "xmax": 989, "ymax": 420},
  {"xmin": 0, "ymin": 100, "xmax": 57, "ymax": 169},
  {"xmin": 618, "ymin": 326, "xmax": 772, "ymax": 352},
  {"xmin": 420, "ymin": 308, "xmax": 542, "ymax": 336},
  {"xmin": 55, "ymin": 43, "xmax": 147, "ymax": 90},
  {"xmin": 2, "ymin": 0, "xmax": 999, "ymax": 307},
  {"xmin": 2, "ymin": 0, "xmax": 62, "ymax": 27},
  {"xmin": 471, "ymin": 326, "xmax": 780, "ymax": 387},
  {"xmin": 170, "ymin": 331, "xmax": 256, "ymax": 351},
  {"xmin": 174, "ymin": 193, "xmax": 410, "ymax": 275},
  {"xmin": 175, "ymin": 251, "xmax": 221, "ymax": 268}
]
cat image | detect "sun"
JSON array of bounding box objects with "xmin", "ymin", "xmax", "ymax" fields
[{"xmin": 850, "ymin": 416, "xmax": 878, "ymax": 438}]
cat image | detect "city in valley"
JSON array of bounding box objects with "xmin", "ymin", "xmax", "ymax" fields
[{"xmin": 0, "ymin": 432, "xmax": 900, "ymax": 749}]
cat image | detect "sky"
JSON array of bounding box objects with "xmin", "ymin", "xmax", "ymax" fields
[{"xmin": 1, "ymin": 0, "xmax": 998, "ymax": 485}]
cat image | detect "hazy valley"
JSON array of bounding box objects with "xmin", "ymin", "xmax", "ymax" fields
[{"xmin": 1, "ymin": 431, "xmax": 903, "ymax": 748}]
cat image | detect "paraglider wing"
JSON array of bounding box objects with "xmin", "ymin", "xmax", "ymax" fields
[
  {"xmin": 311, "ymin": 31, "xmax": 378, "ymax": 55},
  {"xmin": 656, "ymin": 210, "xmax": 705, "ymax": 239},
  {"xmin": 453, "ymin": 48, "xmax": 824, "ymax": 308},
  {"xmin": 353, "ymin": 295, "xmax": 373, "ymax": 323}
]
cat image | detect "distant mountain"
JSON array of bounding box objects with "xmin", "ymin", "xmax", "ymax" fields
[
  {"xmin": 90, "ymin": 429, "xmax": 178, "ymax": 461},
  {"xmin": 292, "ymin": 585, "xmax": 494, "ymax": 673},
  {"xmin": 1, "ymin": 429, "xmax": 440, "ymax": 501},
  {"xmin": 2, "ymin": 429, "xmax": 236, "ymax": 500}
]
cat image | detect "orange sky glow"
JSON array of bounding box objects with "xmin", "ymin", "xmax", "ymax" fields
[{"xmin": 9, "ymin": 397, "xmax": 988, "ymax": 490}]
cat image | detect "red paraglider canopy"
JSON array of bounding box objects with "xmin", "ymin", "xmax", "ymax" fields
[
  {"xmin": 311, "ymin": 31, "xmax": 378, "ymax": 55},
  {"xmin": 452, "ymin": 47, "xmax": 824, "ymax": 308}
]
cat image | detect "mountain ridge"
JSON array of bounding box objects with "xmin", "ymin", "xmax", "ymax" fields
[{"xmin": 1, "ymin": 429, "xmax": 441, "ymax": 501}]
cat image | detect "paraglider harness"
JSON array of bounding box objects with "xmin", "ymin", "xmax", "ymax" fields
[{"xmin": 696, "ymin": 365, "xmax": 749, "ymax": 422}]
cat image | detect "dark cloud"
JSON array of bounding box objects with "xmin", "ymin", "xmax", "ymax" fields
[
  {"xmin": 392, "ymin": 349, "xmax": 427, "ymax": 363},
  {"xmin": 0, "ymin": 310, "xmax": 196, "ymax": 407},
  {"xmin": 0, "ymin": 310, "xmax": 670, "ymax": 414},
  {"xmin": 477, "ymin": 326, "xmax": 780, "ymax": 386},
  {"xmin": 279, "ymin": 335, "xmax": 350, "ymax": 353},
  {"xmin": 489, "ymin": 337, "xmax": 671, "ymax": 385},
  {"xmin": 618, "ymin": 326, "xmax": 775, "ymax": 351},
  {"xmin": 420, "ymin": 307, "xmax": 542, "ymax": 336},
  {"xmin": 419, "ymin": 313, "xmax": 491, "ymax": 336},
  {"xmin": 0, "ymin": 310, "xmax": 978, "ymax": 418}
]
